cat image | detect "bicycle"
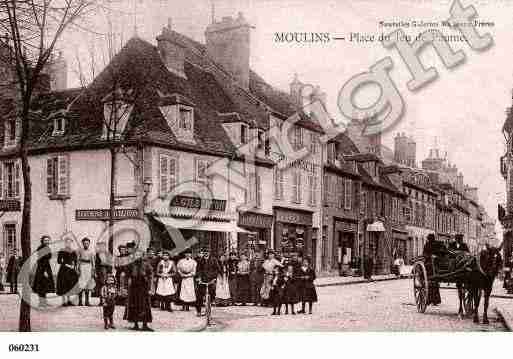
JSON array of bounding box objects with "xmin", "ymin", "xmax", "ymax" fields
[{"xmin": 197, "ymin": 278, "xmax": 217, "ymax": 326}]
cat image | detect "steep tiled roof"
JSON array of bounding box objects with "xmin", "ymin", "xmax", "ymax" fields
[
  {"xmin": 358, "ymin": 164, "xmax": 404, "ymax": 196},
  {"xmin": 2, "ymin": 31, "xmax": 321, "ymax": 159}
]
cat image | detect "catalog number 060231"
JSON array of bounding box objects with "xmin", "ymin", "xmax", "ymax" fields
[{"xmin": 8, "ymin": 344, "xmax": 40, "ymax": 352}]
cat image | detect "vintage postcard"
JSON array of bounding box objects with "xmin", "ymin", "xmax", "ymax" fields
[{"xmin": 0, "ymin": 0, "xmax": 512, "ymax": 347}]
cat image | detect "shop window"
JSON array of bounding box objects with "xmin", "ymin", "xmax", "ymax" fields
[{"xmin": 159, "ymin": 154, "xmax": 179, "ymax": 196}]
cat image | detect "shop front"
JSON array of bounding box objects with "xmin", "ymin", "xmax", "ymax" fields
[
  {"xmin": 365, "ymin": 220, "xmax": 385, "ymax": 274},
  {"xmin": 333, "ymin": 218, "xmax": 358, "ymax": 276},
  {"xmin": 237, "ymin": 211, "xmax": 273, "ymax": 258},
  {"xmin": 274, "ymin": 207, "xmax": 313, "ymax": 262},
  {"xmin": 147, "ymin": 195, "xmax": 248, "ymax": 257}
]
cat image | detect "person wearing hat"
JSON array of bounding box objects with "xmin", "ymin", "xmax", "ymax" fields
[
  {"xmin": 56, "ymin": 236, "xmax": 79, "ymax": 306},
  {"xmin": 260, "ymin": 250, "xmax": 283, "ymax": 306},
  {"xmin": 195, "ymin": 247, "xmax": 220, "ymax": 316},
  {"xmin": 155, "ymin": 251, "xmax": 176, "ymax": 312},
  {"xmin": 32, "ymin": 236, "xmax": 55, "ymax": 307},
  {"xmin": 78, "ymin": 237, "xmax": 96, "ymax": 306},
  {"xmin": 124, "ymin": 247, "xmax": 154, "ymax": 331},
  {"xmin": 144, "ymin": 247, "xmax": 159, "ymax": 308},
  {"xmin": 177, "ymin": 248, "xmax": 196, "ymax": 311},
  {"xmin": 227, "ymin": 251, "xmax": 239, "ymax": 305},
  {"xmin": 115, "ymin": 244, "xmax": 129, "ymax": 305},
  {"xmin": 6, "ymin": 249, "xmax": 20, "ymax": 294}
]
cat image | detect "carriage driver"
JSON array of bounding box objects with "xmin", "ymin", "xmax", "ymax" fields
[{"xmin": 422, "ymin": 233, "xmax": 447, "ymax": 305}]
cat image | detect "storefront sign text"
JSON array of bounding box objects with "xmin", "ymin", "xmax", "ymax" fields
[
  {"xmin": 170, "ymin": 195, "xmax": 226, "ymax": 212},
  {"xmin": 76, "ymin": 208, "xmax": 140, "ymax": 221}
]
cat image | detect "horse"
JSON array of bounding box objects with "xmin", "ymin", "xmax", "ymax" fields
[{"xmin": 456, "ymin": 244, "xmax": 503, "ymax": 324}]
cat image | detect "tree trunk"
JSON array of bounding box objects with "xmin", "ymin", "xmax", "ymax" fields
[
  {"xmin": 19, "ymin": 147, "xmax": 32, "ymax": 332},
  {"xmin": 109, "ymin": 146, "xmax": 116, "ymax": 260}
]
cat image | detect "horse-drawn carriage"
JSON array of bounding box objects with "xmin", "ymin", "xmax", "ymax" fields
[{"xmin": 412, "ymin": 251, "xmax": 475, "ymax": 314}]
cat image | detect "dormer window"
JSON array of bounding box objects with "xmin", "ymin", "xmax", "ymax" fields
[
  {"xmin": 4, "ymin": 118, "xmax": 18, "ymax": 147},
  {"xmin": 102, "ymin": 100, "xmax": 133, "ymax": 140},
  {"xmin": 52, "ymin": 117, "xmax": 65, "ymax": 136},
  {"xmin": 178, "ymin": 105, "xmax": 193, "ymax": 131},
  {"xmin": 160, "ymin": 103, "xmax": 194, "ymax": 143}
]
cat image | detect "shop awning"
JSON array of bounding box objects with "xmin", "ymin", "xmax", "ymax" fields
[
  {"xmin": 152, "ymin": 215, "xmax": 251, "ymax": 233},
  {"xmin": 367, "ymin": 221, "xmax": 385, "ymax": 232}
]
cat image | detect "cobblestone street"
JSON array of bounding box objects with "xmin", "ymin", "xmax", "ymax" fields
[
  {"xmin": 208, "ymin": 279, "xmax": 508, "ymax": 331},
  {"xmin": 0, "ymin": 278, "xmax": 509, "ymax": 332}
]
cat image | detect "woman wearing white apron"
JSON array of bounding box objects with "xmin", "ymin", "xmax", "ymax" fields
[
  {"xmin": 78, "ymin": 237, "xmax": 96, "ymax": 306},
  {"xmin": 215, "ymin": 254, "xmax": 231, "ymax": 306},
  {"xmin": 177, "ymin": 250, "xmax": 197, "ymax": 311},
  {"xmin": 156, "ymin": 251, "xmax": 176, "ymax": 312}
]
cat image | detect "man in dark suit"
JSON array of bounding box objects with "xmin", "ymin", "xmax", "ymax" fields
[
  {"xmin": 448, "ymin": 234, "xmax": 469, "ymax": 252},
  {"xmin": 422, "ymin": 233, "xmax": 446, "ymax": 305},
  {"xmin": 195, "ymin": 248, "xmax": 220, "ymax": 316}
]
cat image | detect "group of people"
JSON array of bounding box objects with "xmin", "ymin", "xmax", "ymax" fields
[
  {"xmin": 0, "ymin": 249, "xmax": 21, "ymax": 294},
  {"xmin": 27, "ymin": 235, "xmax": 320, "ymax": 330}
]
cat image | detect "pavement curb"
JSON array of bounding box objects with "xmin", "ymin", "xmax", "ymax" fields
[
  {"xmin": 494, "ymin": 306, "xmax": 512, "ymax": 331},
  {"xmin": 316, "ymin": 276, "xmax": 407, "ymax": 288}
]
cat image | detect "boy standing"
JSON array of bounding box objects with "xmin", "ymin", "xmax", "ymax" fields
[{"xmin": 101, "ymin": 274, "xmax": 117, "ymax": 330}]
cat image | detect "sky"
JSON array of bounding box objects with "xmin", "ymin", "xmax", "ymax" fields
[{"xmin": 60, "ymin": 0, "xmax": 513, "ymax": 237}]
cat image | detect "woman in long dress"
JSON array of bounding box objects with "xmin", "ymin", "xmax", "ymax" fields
[
  {"xmin": 32, "ymin": 236, "xmax": 55, "ymax": 307},
  {"xmin": 236, "ymin": 253, "xmax": 251, "ymax": 305},
  {"xmin": 176, "ymin": 250, "xmax": 196, "ymax": 311},
  {"xmin": 260, "ymin": 251, "xmax": 283, "ymax": 306},
  {"xmin": 78, "ymin": 237, "xmax": 95, "ymax": 306},
  {"xmin": 56, "ymin": 238, "xmax": 78, "ymax": 306},
  {"xmin": 215, "ymin": 254, "xmax": 231, "ymax": 306},
  {"xmin": 155, "ymin": 251, "xmax": 176, "ymax": 312},
  {"xmin": 124, "ymin": 253, "xmax": 154, "ymax": 331}
]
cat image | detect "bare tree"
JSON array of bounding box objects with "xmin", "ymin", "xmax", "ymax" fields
[{"xmin": 0, "ymin": 0, "xmax": 99, "ymax": 332}]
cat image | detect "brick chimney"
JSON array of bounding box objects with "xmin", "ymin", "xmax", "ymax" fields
[
  {"xmin": 47, "ymin": 51, "xmax": 67, "ymax": 91},
  {"xmin": 205, "ymin": 12, "xmax": 252, "ymax": 89},
  {"xmin": 157, "ymin": 19, "xmax": 187, "ymax": 79}
]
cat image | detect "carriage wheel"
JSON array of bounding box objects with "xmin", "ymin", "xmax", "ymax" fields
[
  {"xmin": 463, "ymin": 286, "xmax": 474, "ymax": 316},
  {"xmin": 413, "ymin": 262, "xmax": 429, "ymax": 313}
]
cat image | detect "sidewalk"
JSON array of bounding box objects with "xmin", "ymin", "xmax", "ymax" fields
[
  {"xmin": 0, "ymin": 293, "xmax": 205, "ymax": 332},
  {"xmin": 492, "ymin": 280, "xmax": 513, "ymax": 331},
  {"xmin": 315, "ymin": 273, "xmax": 406, "ymax": 287}
]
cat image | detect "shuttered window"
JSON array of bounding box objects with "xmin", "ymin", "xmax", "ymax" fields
[
  {"xmin": 274, "ymin": 168, "xmax": 284, "ymax": 200},
  {"xmin": 292, "ymin": 169, "xmax": 302, "ymax": 203},
  {"xmin": 159, "ymin": 154, "xmax": 178, "ymax": 196},
  {"xmin": 344, "ymin": 179, "xmax": 352, "ymax": 210},
  {"xmin": 308, "ymin": 173, "xmax": 317, "ymax": 206},
  {"xmin": 46, "ymin": 155, "xmax": 69, "ymax": 197}
]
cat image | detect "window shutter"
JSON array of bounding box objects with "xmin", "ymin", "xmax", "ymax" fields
[
  {"xmin": 14, "ymin": 162, "xmax": 20, "ymax": 197},
  {"xmin": 57, "ymin": 155, "xmax": 69, "ymax": 196},
  {"xmin": 160, "ymin": 155, "xmax": 168, "ymax": 196},
  {"xmin": 313, "ymin": 175, "xmax": 317, "ymax": 205},
  {"xmin": 256, "ymin": 174, "xmax": 262, "ymax": 208},
  {"xmin": 168, "ymin": 157, "xmax": 176, "ymax": 192},
  {"xmin": 297, "ymin": 171, "xmax": 302, "ymax": 203},
  {"xmin": 0, "ymin": 163, "xmax": 3, "ymax": 199},
  {"xmin": 292, "ymin": 171, "xmax": 298, "ymax": 203}
]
